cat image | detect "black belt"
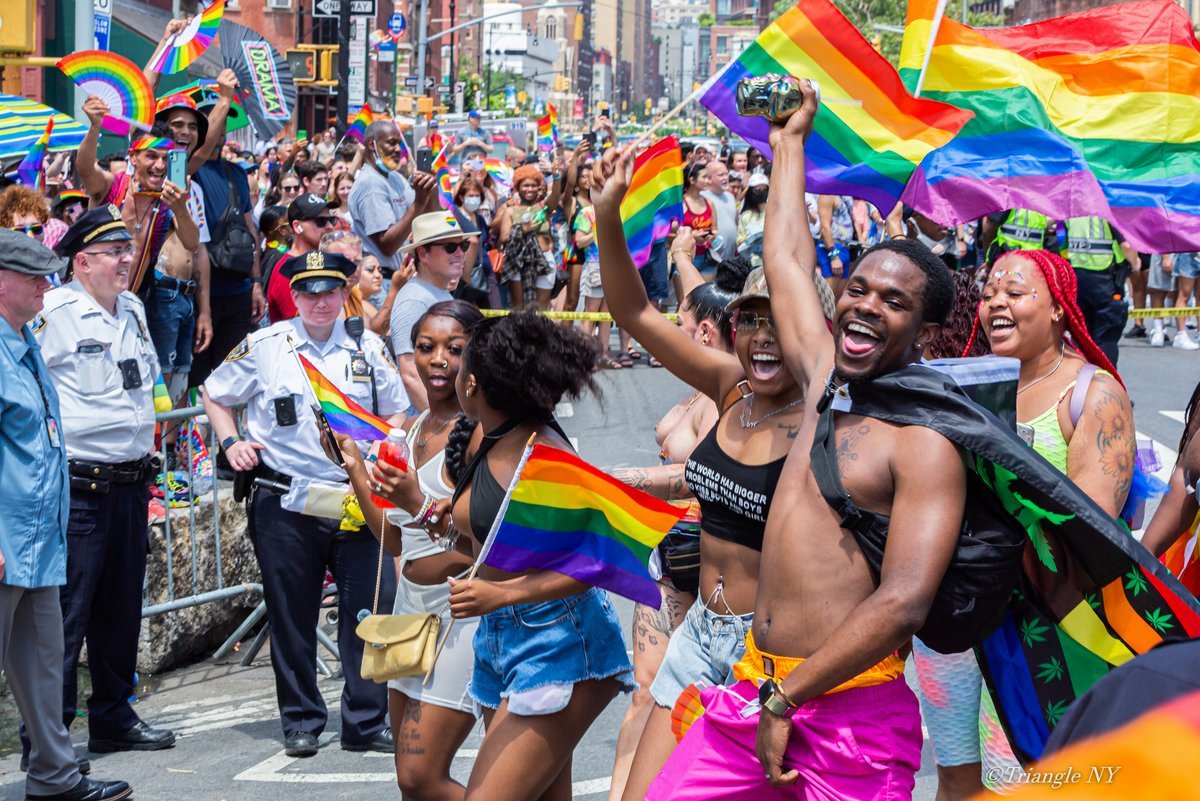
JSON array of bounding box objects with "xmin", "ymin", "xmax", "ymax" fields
[
  {"xmin": 69, "ymin": 456, "xmax": 157, "ymax": 494},
  {"xmin": 157, "ymin": 273, "xmax": 197, "ymax": 297}
]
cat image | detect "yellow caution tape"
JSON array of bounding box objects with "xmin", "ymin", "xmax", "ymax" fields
[
  {"xmin": 1128, "ymin": 307, "xmax": 1198, "ymax": 319},
  {"xmin": 480, "ymin": 309, "xmax": 681, "ymax": 323}
]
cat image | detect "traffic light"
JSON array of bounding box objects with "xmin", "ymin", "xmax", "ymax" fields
[
  {"xmin": 574, "ymin": 13, "xmax": 583, "ymax": 41},
  {"xmin": 0, "ymin": 0, "xmax": 35, "ymax": 52},
  {"xmin": 644, "ymin": 98, "xmax": 652, "ymax": 114},
  {"xmin": 319, "ymin": 49, "xmax": 337, "ymax": 82},
  {"xmin": 286, "ymin": 50, "xmax": 316, "ymax": 82}
]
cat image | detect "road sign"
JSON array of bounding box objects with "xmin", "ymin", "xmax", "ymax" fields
[
  {"xmin": 312, "ymin": 0, "xmax": 376, "ymax": 18},
  {"xmin": 93, "ymin": 0, "xmax": 112, "ymax": 50},
  {"xmin": 424, "ymin": 77, "xmax": 435, "ymax": 89},
  {"xmin": 388, "ymin": 12, "xmax": 406, "ymax": 36},
  {"xmin": 454, "ymin": 81, "xmax": 465, "ymax": 93},
  {"xmin": 404, "ymin": 77, "xmax": 419, "ymax": 88}
]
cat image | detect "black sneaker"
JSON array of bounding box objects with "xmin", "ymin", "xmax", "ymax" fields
[{"xmin": 1124, "ymin": 325, "xmax": 1148, "ymax": 339}]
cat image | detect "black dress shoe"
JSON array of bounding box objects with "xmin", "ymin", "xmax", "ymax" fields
[
  {"xmin": 25, "ymin": 776, "xmax": 132, "ymax": 801},
  {"xmin": 88, "ymin": 721, "xmax": 175, "ymax": 753},
  {"xmin": 341, "ymin": 728, "xmax": 394, "ymax": 753},
  {"xmin": 20, "ymin": 754, "xmax": 91, "ymax": 775},
  {"xmin": 284, "ymin": 731, "xmax": 319, "ymax": 758}
]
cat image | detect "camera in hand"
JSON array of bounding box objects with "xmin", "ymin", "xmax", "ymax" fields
[{"xmin": 735, "ymin": 74, "xmax": 820, "ymax": 122}]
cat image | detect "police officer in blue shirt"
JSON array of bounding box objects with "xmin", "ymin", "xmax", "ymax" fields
[
  {"xmin": 203, "ymin": 251, "xmax": 407, "ymax": 757},
  {"xmin": 0, "ymin": 229, "xmax": 131, "ymax": 801},
  {"xmin": 30, "ymin": 206, "xmax": 176, "ymax": 756}
]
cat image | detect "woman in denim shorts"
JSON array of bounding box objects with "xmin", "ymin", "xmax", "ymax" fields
[{"xmin": 427, "ymin": 312, "xmax": 635, "ymax": 801}]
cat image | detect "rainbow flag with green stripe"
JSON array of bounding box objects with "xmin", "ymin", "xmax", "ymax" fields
[
  {"xmin": 619, "ymin": 136, "xmax": 683, "ymax": 269},
  {"xmin": 698, "ymin": 0, "xmax": 971, "ymax": 216},
  {"xmin": 297, "ymin": 353, "xmax": 391, "ymax": 440},
  {"xmin": 478, "ymin": 443, "xmax": 686, "ymax": 607}
]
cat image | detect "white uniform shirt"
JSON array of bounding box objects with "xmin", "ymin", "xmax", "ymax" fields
[
  {"xmin": 204, "ymin": 318, "xmax": 409, "ymax": 483},
  {"xmin": 33, "ymin": 283, "xmax": 161, "ymax": 463}
]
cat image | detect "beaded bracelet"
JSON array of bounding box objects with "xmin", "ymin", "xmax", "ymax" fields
[{"xmin": 416, "ymin": 496, "xmax": 438, "ymax": 529}]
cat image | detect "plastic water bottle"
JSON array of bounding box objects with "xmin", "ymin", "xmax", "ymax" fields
[{"xmin": 371, "ymin": 428, "xmax": 410, "ymax": 509}]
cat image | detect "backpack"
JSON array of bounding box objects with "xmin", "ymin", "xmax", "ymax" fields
[{"xmin": 207, "ymin": 162, "xmax": 257, "ymax": 275}]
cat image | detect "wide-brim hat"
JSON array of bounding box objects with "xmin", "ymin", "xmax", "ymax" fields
[
  {"xmin": 155, "ymin": 94, "xmax": 210, "ymax": 149},
  {"xmin": 400, "ymin": 211, "xmax": 478, "ymax": 254}
]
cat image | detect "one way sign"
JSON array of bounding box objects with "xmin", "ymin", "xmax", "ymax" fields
[{"xmin": 312, "ymin": 0, "xmax": 376, "ymax": 17}]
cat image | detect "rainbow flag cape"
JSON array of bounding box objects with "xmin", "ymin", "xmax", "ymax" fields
[
  {"xmin": 478, "ymin": 443, "xmax": 686, "ymax": 607},
  {"xmin": 17, "ymin": 118, "xmax": 52, "ymax": 189},
  {"xmin": 899, "ymin": 0, "xmax": 1200, "ymax": 254},
  {"xmin": 346, "ymin": 104, "xmax": 373, "ymax": 144},
  {"xmin": 431, "ymin": 143, "xmax": 454, "ymax": 209},
  {"xmin": 152, "ymin": 373, "xmax": 172, "ymax": 415},
  {"xmin": 698, "ymin": 0, "xmax": 971, "ymax": 214},
  {"xmin": 842, "ymin": 364, "xmax": 1200, "ymax": 765},
  {"xmin": 537, "ymin": 104, "xmax": 558, "ymax": 151},
  {"xmin": 297, "ymin": 353, "xmax": 391, "ymax": 441},
  {"xmin": 619, "ymin": 136, "xmax": 683, "ymax": 269}
]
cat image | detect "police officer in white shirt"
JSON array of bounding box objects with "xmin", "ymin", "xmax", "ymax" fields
[
  {"xmin": 202, "ymin": 251, "xmax": 407, "ymax": 758},
  {"xmin": 31, "ymin": 205, "xmax": 176, "ymax": 755}
]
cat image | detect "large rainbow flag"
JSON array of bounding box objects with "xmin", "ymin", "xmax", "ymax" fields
[
  {"xmin": 478, "ymin": 443, "xmax": 686, "ymax": 607},
  {"xmin": 297, "ymin": 353, "xmax": 392, "ymax": 441},
  {"xmin": 619, "ymin": 136, "xmax": 683, "ymax": 269},
  {"xmin": 698, "ymin": 0, "xmax": 971, "ymax": 215},
  {"xmin": 899, "ymin": 0, "xmax": 1200, "ymax": 254}
]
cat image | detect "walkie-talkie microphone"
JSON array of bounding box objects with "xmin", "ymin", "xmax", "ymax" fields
[{"xmin": 344, "ymin": 315, "xmax": 365, "ymax": 341}]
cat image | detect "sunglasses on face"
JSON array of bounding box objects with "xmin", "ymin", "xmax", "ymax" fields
[
  {"xmin": 310, "ymin": 216, "xmax": 335, "ymax": 227},
  {"xmin": 434, "ymin": 241, "xmax": 470, "ymax": 254},
  {"xmin": 11, "ymin": 224, "xmax": 44, "ymax": 238},
  {"xmin": 733, "ymin": 310, "xmax": 777, "ymax": 333},
  {"xmin": 281, "ymin": 184, "xmax": 301, "ymax": 192}
]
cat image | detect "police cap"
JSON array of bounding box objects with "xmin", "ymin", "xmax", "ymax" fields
[
  {"xmin": 55, "ymin": 204, "xmax": 133, "ymax": 260},
  {"xmin": 280, "ymin": 250, "xmax": 356, "ymax": 294}
]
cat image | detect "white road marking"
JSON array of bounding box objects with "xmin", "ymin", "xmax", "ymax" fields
[
  {"xmin": 1161, "ymin": 410, "xmax": 1186, "ymax": 425},
  {"xmin": 569, "ymin": 437, "xmax": 580, "ymax": 451},
  {"xmin": 555, "ymin": 402, "xmax": 575, "ymax": 419}
]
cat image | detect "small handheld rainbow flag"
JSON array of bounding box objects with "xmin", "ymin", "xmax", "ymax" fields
[
  {"xmin": 297, "ymin": 353, "xmax": 392, "ymax": 441},
  {"xmin": 18, "ymin": 119, "xmax": 52, "ymax": 190},
  {"xmin": 537, "ymin": 104, "xmax": 559, "ymax": 151},
  {"xmin": 346, "ymin": 104, "xmax": 374, "ymax": 144},
  {"xmin": 619, "ymin": 136, "xmax": 684, "ymax": 269},
  {"xmin": 153, "ymin": 373, "xmax": 173, "ymax": 415},
  {"xmin": 396, "ymin": 126, "xmax": 412, "ymax": 165},
  {"xmin": 477, "ymin": 443, "xmax": 686, "ymax": 607},
  {"xmin": 483, "ymin": 157, "xmax": 512, "ymax": 193},
  {"xmin": 431, "ymin": 143, "xmax": 454, "ymax": 209}
]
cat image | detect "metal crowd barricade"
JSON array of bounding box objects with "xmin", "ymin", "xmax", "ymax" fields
[{"xmin": 144, "ymin": 405, "xmax": 261, "ymax": 618}]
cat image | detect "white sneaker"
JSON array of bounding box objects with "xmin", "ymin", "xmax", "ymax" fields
[
  {"xmin": 1174, "ymin": 331, "xmax": 1200, "ymax": 350},
  {"xmin": 1150, "ymin": 329, "xmax": 1166, "ymax": 347}
]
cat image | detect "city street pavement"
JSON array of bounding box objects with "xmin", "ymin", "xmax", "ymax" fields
[{"xmin": 0, "ymin": 337, "xmax": 1192, "ymax": 801}]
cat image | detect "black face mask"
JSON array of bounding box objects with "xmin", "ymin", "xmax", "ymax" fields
[{"xmin": 746, "ymin": 187, "xmax": 769, "ymax": 206}]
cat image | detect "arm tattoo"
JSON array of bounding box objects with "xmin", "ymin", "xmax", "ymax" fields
[
  {"xmin": 1093, "ymin": 390, "xmax": 1134, "ymax": 509},
  {"xmin": 613, "ymin": 468, "xmax": 652, "ymax": 491}
]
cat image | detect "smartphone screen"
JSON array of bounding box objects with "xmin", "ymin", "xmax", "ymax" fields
[
  {"xmin": 167, "ymin": 150, "xmax": 187, "ymax": 189},
  {"xmin": 416, "ymin": 147, "xmax": 434, "ymax": 173},
  {"xmin": 297, "ymin": 129, "xmax": 308, "ymax": 142}
]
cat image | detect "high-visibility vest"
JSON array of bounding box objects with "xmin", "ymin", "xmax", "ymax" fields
[
  {"xmin": 1064, "ymin": 217, "xmax": 1123, "ymax": 271},
  {"xmin": 994, "ymin": 209, "xmax": 1050, "ymax": 251}
]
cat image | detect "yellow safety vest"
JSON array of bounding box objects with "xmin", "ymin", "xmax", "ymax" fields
[
  {"xmin": 1064, "ymin": 217, "xmax": 1123, "ymax": 271},
  {"xmin": 994, "ymin": 209, "xmax": 1050, "ymax": 251}
]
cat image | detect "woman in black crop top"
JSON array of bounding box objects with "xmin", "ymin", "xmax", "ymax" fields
[
  {"xmin": 591, "ymin": 149, "xmax": 837, "ymax": 801},
  {"xmin": 426, "ymin": 312, "xmax": 636, "ymax": 801}
]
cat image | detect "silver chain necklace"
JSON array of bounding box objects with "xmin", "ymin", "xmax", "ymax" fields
[
  {"xmin": 1016, "ymin": 345, "xmax": 1065, "ymax": 395},
  {"xmin": 740, "ymin": 394, "xmax": 804, "ymax": 429}
]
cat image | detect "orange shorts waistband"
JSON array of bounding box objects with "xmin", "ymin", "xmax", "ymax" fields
[{"xmin": 731, "ymin": 630, "xmax": 905, "ymax": 695}]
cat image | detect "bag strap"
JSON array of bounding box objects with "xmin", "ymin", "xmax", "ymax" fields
[
  {"xmin": 371, "ymin": 518, "xmax": 387, "ymax": 615},
  {"xmin": 1068, "ymin": 363, "xmax": 1098, "ymax": 429},
  {"xmin": 719, "ymin": 381, "xmax": 751, "ymax": 416}
]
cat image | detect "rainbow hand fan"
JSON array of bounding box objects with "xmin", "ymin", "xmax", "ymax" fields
[
  {"xmin": 670, "ymin": 682, "xmax": 708, "ymax": 743},
  {"xmin": 150, "ymin": 0, "xmax": 225, "ymax": 75},
  {"xmin": 57, "ymin": 51, "xmax": 154, "ymax": 136}
]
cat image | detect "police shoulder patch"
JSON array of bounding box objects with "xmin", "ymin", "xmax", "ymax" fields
[{"xmin": 225, "ymin": 339, "xmax": 251, "ymax": 362}]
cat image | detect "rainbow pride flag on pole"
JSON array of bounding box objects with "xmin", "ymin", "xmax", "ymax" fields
[
  {"xmin": 619, "ymin": 136, "xmax": 683, "ymax": 269},
  {"xmin": 537, "ymin": 104, "xmax": 559, "ymax": 151},
  {"xmin": 898, "ymin": 0, "xmax": 1200, "ymax": 254},
  {"xmin": 698, "ymin": 0, "xmax": 971, "ymax": 215},
  {"xmin": 297, "ymin": 353, "xmax": 392, "ymax": 441},
  {"xmin": 478, "ymin": 443, "xmax": 686, "ymax": 607},
  {"xmin": 17, "ymin": 118, "xmax": 52, "ymax": 189},
  {"xmin": 346, "ymin": 104, "xmax": 373, "ymax": 144},
  {"xmin": 431, "ymin": 142, "xmax": 454, "ymax": 209}
]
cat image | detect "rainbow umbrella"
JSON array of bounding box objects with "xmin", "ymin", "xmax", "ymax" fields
[{"xmin": 0, "ymin": 94, "xmax": 88, "ymax": 165}]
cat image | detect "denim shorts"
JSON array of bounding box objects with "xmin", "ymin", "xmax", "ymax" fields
[
  {"xmin": 147, "ymin": 285, "xmax": 195, "ymax": 374},
  {"xmin": 1175, "ymin": 252, "xmax": 1200, "ymax": 279},
  {"xmin": 471, "ymin": 586, "xmax": 636, "ymax": 712},
  {"xmin": 649, "ymin": 598, "xmax": 753, "ymax": 709}
]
